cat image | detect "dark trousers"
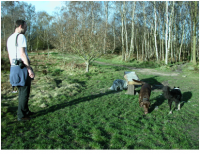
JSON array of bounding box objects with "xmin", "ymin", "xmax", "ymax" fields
[{"xmin": 17, "ymin": 76, "xmax": 31, "ymax": 119}]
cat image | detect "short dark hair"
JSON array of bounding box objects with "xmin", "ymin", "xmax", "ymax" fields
[{"xmin": 15, "ymin": 20, "xmax": 26, "ymax": 29}]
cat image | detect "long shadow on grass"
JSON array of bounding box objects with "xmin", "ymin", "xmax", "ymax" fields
[{"xmin": 35, "ymin": 90, "xmax": 120, "ymax": 117}]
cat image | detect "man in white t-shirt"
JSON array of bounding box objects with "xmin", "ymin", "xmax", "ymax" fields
[{"xmin": 7, "ymin": 20, "xmax": 35, "ymax": 122}]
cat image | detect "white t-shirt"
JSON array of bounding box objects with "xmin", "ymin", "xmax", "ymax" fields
[{"xmin": 7, "ymin": 33, "xmax": 29, "ymax": 63}]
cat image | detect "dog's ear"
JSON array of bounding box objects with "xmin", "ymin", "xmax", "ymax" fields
[
  {"xmin": 174, "ymin": 86, "xmax": 176, "ymax": 89},
  {"xmin": 178, "ymin": 87, "xmax": 179, "ymax": 88}
]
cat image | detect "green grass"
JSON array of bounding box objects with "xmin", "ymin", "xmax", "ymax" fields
[{"xmin": 1, "ymin": 52, "xmax": 199, "ymax": 149}]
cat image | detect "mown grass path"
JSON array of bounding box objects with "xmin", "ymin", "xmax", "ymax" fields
[{"xmin": 1, "ymin": 52, "xmax": 199, "ymax": 149}]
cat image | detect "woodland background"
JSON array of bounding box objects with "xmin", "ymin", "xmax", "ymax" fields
[{"xmin": 1, "ymin": 1, "xmax": 199, "ymax": 65}]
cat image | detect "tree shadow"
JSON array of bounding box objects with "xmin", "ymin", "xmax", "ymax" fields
[
  {"xmin": 35, "ymin": 90, "xmax": 120, "ymax": 117},
  {"xmin": 1, "ymin": 102, "xmax": 18, "ymax": 119}
]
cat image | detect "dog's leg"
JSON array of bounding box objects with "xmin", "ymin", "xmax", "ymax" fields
[
  {"xmin": 168, "ymin": 100, "xmax": 172, "ymax": 114},
  {"xmin": 113, "ymin": 84, "xmax": 117, "ymax": 91},
  {"xmin": 175, "ymin": 101, "xmax": 181, "ymax": 111},
  {"xmin": 178, "ymin": 103, "xmax": 180, "ymax": 110},
  {"xmin": 139, "ymin": 97, "xmax": 142, "ymax": 107},
  {"xmin": 120, "ymin": 84, "xmax": 123, "ymax": 90}
]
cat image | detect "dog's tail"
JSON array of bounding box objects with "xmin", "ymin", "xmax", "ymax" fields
[
  {"xmin": 162, "ymin": 86, "xmax": 172, "ymax": 99},
  {"xmin": 132, "ymin": 79, "xmax": 146, "ymax": 85}
]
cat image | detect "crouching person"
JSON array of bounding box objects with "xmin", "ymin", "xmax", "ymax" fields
[{"xmin": 7, "ymin": 20, "xmax": 35, "ymax": 121}]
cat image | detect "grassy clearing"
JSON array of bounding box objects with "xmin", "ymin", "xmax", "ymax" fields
[{"xmin": 1, "ymin": 51, "xmax": 199, "ymax": 149}]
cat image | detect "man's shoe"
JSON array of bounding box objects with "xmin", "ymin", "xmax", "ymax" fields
[
  {"xmin": 27, "ymin": 111, "xmax": 35, "ymax": 116},
  {"xmin": 18, "ymin": 116, "xmax": 31, "ymax": 122}
]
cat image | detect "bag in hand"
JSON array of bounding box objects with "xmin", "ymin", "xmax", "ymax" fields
[{"xmin": 10, "ymin": 66, "xmax": 28, "ymax": 86}]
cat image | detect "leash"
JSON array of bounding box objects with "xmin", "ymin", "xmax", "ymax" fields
[
  {"xmin": 11, "ymin": 34, "xmax": 20, "ymax": 93},
  {"xmin": 15, "ymin": 34, "xmax": 20, "ymax": 61}
]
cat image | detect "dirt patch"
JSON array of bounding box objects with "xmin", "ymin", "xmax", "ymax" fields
[{"xmin": 94, "ymin": 61, "xmax": 179, "ymax": 76}]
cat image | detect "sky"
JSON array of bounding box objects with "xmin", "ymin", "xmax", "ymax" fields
[{"xmin": 27, "ymin": 1, "xmax": 65, "ymax": 15}]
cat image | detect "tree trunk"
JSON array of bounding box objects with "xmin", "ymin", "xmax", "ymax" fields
[
  {"xmin": 121, "ymin": 3, "xmax": 125, "ymax": 61},
  {"xmin": 171, "ymin": 38, "xmax": 173, "ymax": 63},
  {"xmin": 112, "ymin": 18, "xmax": 116, "ymax": 53},
  {"xmin": 129, "ymin": 1, "xmax": 136, "ymax": 60},
  {"xmin": 142, "ymin": 40, "xmax": 144, "ymax": 61},
  {"xmin": 2, "ymin": 19, "xmax": 6, "ymax": 52},
  {"xmin": 143, "ymin": 2, "xmax": 147, "ymax": 61},
  {"xmin": 192, "ymin": 1, "xmax": 197, "ymax": 65},
  {"xmin": 165, "ymin": 1, "xmax": 168, "ymax": 65},
  {"xmin": 124, "ymin": 1, "xmax": 128, "ymax": 61},
  {"xmin": 154, "ymin": 1, "xmax": 159, "ymax": 61},
  {"xmin": 104, "ymin": 1, "xmax": 108, "ymax": 54},
  {"xmin": 85, "ymin": 61, "xmax": 89, "ymax": 73},
  {"xmin": 135, "ymin": 29, "xmax": 138, "ymax": 60},
  {"xmin": 168, "ymin": 1, "xmax": 174, "ymax": 63},
  {"xmin": 179, "ymin": 20, "xmax": 185, "ymax": 62}
]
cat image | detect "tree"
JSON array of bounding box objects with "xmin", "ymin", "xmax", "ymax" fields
[
  {"xmin": 70, "ymin": 29, "xmax": 104, "ymax": 72},
  {"xmin": 1, "ymin": 1, "xmax": 198, "ymax": 64},
  {"xmin": 37, "ymin": 11, "xmax": 53, "ymax": 56},
  {"xmin": 154, "ymin": 1, "xmax": 159, "ymax": 61},
  {"xmin": 103, "ymin": 1, "xmax": 108, "ymax": 54},
  {"xmin": 129, "ymin": 1, "xmax": 136, "ymax": 60},
  {"xmin": 116, "ymin": 1, "xmax": 126, "ymax": 61},
  {"xmin": 165, "ymin": 1, "xmax": 169, "ymax": 65},
  {"xmin": 143, "ymin": 1, "xmax": 147, "ymax": 61},
  {"xmin": 192, "ymin": 1, "xmax": 198, "ymax": 65},
  {"xmin": 23, "ymin": 2, "xmax": 36, "ymax": 51}
]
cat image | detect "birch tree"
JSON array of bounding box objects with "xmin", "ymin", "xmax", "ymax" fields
[
  {"xmin": 129, "ymin": 1, "xmax": 136, "ymax": 60},
  {"xmin": 165, "ymin": 1, "xmax": 169, "ymax": 65},
  {"xmin": 154, "ymin": 1, "xmax": 159, "ymax": 61},
  {"xmin": 117, "ymin": 2, "xmax": 125, "ymax": 61},
  {"xmin": 104, "ymin": 1, "xmax": 108, "ymax": 54},
  {"xmin": 192, "ymin": 1, "xmax": 198, "ymax": 65},
  {"xmin": 123, "ymin": 1, "xmax": 129, "ymax": 61},
  {"xmin": 143, "ymin": 2, "xmax": 147, "ymax": 61}
]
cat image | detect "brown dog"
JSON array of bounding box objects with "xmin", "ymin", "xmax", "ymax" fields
[{"xmin": 132, "ymin": 79, "xmax": 151, "ymax": 114}]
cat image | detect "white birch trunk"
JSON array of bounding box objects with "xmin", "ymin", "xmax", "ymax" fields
[
  {"xmin": 143, "ymin": 2, "xmax": 147, "ymax": 61},
  {"xmin": 124, "ymin": 2, "xmax": 128, "ymax": 61},
  {"xmin": 112, "ymin": 18, "xmax": 116, "ymax": 53},
  {"xmin": 192, "ymin": 1, "xmax": 197, "ymax": 65},
  {"xmin": 121, "ymin": 3, "xmax": 125, "ymax": 61},
  {"xmin": 154, "ymin": 1, "xmax": 159, "ymax": 61},
  {"xmin": 104, "ymin": 1, "xmax": 108, "ymax": 54},
  {"xmin": 165, "ymin": 1, "xmax": 169, "ymax": 65}
]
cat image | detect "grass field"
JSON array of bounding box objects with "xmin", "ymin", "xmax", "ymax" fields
[{"xmin": 1, "ymin": 51, "xmax": 199, "ymax": 149}]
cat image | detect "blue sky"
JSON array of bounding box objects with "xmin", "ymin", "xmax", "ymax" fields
[{"xmin": 28, "ymin": 1, "xmax": 65, "ymax": 15}]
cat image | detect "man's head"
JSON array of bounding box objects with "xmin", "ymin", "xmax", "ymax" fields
[{"xmin": 15, "ymin": 20, "xmax": 27, "ymax": 34}]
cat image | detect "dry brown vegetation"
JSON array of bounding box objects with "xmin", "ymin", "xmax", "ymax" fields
[{"xmin": 1, "ymin": 50, "xmax": 87, "ymax": 107}]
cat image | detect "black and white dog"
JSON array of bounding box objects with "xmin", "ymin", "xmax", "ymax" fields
[
  {"xmin": 163, "ymin": 86, "xmax": 182, "ymax": 114},
  {"xmin": 109, "ymin": 79, "xmax": 128, "ymax": 91}
]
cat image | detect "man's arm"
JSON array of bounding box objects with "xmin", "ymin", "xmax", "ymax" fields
[
  {"xmin": 20, "ymin": 47, "xmax": 30, "ymax": 67},
  {"xmin": 19, "ymin": 47, "xmax": 35, "ymax": 78}
]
